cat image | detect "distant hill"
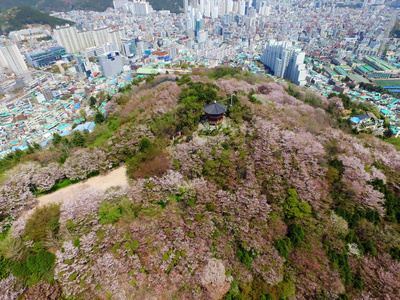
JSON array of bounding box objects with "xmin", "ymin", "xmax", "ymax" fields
[
  {"xmin": 0, "ymin": 6, "xmax": 74, "ymax": 35},
  {"xmin": 0, "ymin": 0, "xmax": 182, "ymax": 14}
]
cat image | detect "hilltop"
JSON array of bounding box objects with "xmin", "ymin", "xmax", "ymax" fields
[
  {"xmin": 0, "ymin": 7, "xmax": 74, "ymax": 35},
  {"xmin": 0, "ymin": 68, "xmax": 399, "ymax": 299},
  {"xmin": 0, "ymin": 0, "xmax": 182, "ymax": 14}
]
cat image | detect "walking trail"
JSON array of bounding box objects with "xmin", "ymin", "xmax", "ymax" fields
[{"xmin": 37, "ymin": 166, "xmax": 129, "ymax": 207}]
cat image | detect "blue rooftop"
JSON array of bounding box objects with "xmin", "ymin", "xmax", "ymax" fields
[{"xmin": 73, "ymin": 121, "xmax": 95, "ymax": 132}]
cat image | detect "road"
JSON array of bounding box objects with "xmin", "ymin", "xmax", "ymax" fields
[
  {"xmin": 37, "ymin": 166, "xmax": 129, "ymax": 207},
  {"xmin": 378, "ymin": 11, "xmax": 397, "ymax": 57}
]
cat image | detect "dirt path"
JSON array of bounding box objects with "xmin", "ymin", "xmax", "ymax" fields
[{"xmin": 37, "ymin": 166, "xmax": 129, "ymax": 207}]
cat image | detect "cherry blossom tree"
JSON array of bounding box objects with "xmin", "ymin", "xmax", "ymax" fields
[
  {"xmin": 63, "ymin": 148, "xmax": 109, "ymax": 180},
  {"xmin": 31, "ymin": 162, "xmax": 64, "ymax": 191}
]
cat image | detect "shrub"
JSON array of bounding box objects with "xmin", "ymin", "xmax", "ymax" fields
[
  {"xmin": 0, "ymin": 235, "xmax": 27, "ymax": 261},
  {"xmin": 26, "ymin": 250, "xmax": 56, "ymax": 275},
  {"xmin": 0, "ymin": 255, "xmax": 11, "ymax": 279},
  {"xmin": 363, "ymin": 239, "xmax": 377, "ymax": 257},
  {"xmin": 237, "ymin": 246, "xmax": 258, "ymax": 270},
  {"xmin": 225, "ymin": 279, "xmax": 241, "ymax": 300},
  {"xmin": 24, "ymin": 204, "xmax": 60, "ymax": 243},
  {"xmin": 124, "ymin": 240, "xmax": 139, "ymax": 254},
  {"xmin": 73, "ymin": 238, "xmax": 80, "ymax": 248},
  {"xmin": 132, "ymin": 152, "xmax": 171, "ymax": 179},
  {"xmin": 283, "ymin": 189, "xmax": 311, "ymax": 220},
  {"xmin": 98, "ymin": 202, "xmax": 122, "ymax": 224},
  {"xmin": 12, "ymin": 261, "xmax": 31, "ymax": 278},
  {"xmin": 139, "ymin": 137, "xmax": 152, "ymax": 153}
]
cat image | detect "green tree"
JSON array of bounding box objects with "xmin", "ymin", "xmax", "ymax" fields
[
  {"xmin": 139, "ymin": 137, "xmax": 153, "ymax": 153},
  {"xmin": 79, "ymin": 109, "xmax": 87, "ymax": 120},
  {"xmin": 287, "ymin": 224, "xmax": 305, "ymax": 247},
  {"xmin": 94, "ymin": 112, "xmax": 106, "ymax": 125},
  {"xmin": 283, "ymin": 189, "xmax": 311, "ymax": 220},
  {"xmin": 274, "ymin": 238, "xmax": 291, "ymax": 259},
  {"xmin": 24, "ymin": 204, "xmax": 60, "ymax": 243},
  {"xmin": 89, "ymin": 96, "xmax": 97, "ymax": 108},
  {"xmin": 71, "ymin": 131, "xmax": 86, "ymax": 147},
  {"xmin": 52, "ymin": 133, "xmax": 61, "ymax": 146},
  {"xmin": 98, "ymin": 202, "xmax": 122, "ymax": 224},
  {"xmin": 26, "ymin": 250, "xmax": 56, "ymax": 275}
]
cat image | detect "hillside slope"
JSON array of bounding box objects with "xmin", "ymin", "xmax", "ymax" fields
[
  {"xmin": 0, "ymin": 7, "xmax": 74, "ymax": 35},
  {"xmin": 0, "ymin": 0, "xmax": 182, "ymax": 14},
  {"xmin": 0, "ymin": 69, "xmax": 399, "ymax": 299}
]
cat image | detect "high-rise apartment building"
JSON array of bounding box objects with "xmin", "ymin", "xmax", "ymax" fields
[
  {"xmin": 110, "ymin": 29, "xmax": 126, "ymax": 52},
  {"xmin": 54, "ymin": 25, "xmax": 82, "ymax": 54},
  {"xmin": 0, "ymin": 44, "xmax": 29, "ymax": 78},
  {"xmin": 260, "ymin": 40, "xmax": 306, "ymax": 86},
  {"xmin": 93, "ymin": 28, "xmax": 110, "ymax": 48},
  {"xmin": 128, "ymin": 0, "xmax": 153, "ymax": 16}
]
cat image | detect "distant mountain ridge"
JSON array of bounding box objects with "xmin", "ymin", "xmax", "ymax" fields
[
  {"xmin": 0, "ymin": 0, "xmax": 182, "ymax": 14},
  {"xmin": 0, "ymin": 7, "xmax": 74, "ymax": 35}
]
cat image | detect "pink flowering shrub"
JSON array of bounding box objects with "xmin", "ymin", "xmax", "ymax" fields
[{"xmin": 0, "ymin": 275, "xmax": 25, "ymax": 299}]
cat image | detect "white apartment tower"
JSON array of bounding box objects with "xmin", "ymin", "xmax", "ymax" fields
[
  {"xmin": 129, "ymin": 0, "xmax": 153, "ymax": 16},
  {"xmin": 78, "ymin": 31, "xmax": 95, "ymax": 50},
  {"xmin": 261, "ymin": 40, "xmax": 306, "ymax": 86},
  {"xmin": 54, "ymin": 25, "xmax": 82, "ymax": 53},
  {"xmin": 0, "ymin": 44, "xmax": 29, "ymax": 78},
  {"xmin": 110, "ymin": 29, "xmax": 126, "ymax": 52},
  {"xmin": 238, "ymin": 0, "xmax": 246, "ymax": 16},
  {"xmin": 93, "ymin": 28, "xmax": 110, "ymax": 48}
]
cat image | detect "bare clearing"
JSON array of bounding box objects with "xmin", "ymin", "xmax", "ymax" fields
[{"xmin": 37, "ymin": 166, "xmax": 129, "ymax": 207}]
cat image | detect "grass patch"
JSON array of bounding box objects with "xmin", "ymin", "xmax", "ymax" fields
[{"xmin": 383, "ymin": 137, "xmax": 400, "ymax": 151}]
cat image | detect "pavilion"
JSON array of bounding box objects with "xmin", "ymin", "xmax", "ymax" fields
[{"xmin": 203, "ymin": 101, "xmax": 227, "ymax": 125}]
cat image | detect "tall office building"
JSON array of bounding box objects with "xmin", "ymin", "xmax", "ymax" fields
[
  {"xmin": 260, "ymin": 40, "xmax": 306, "ymax": 86},
  {"xmin": 122, "ymin": 39, "xmax": 136, "ymax": 58},
  {"xmin": 98, "ymin": 51, "xmax": 124, "ymax": 77},
  {"xmin": 25, "ymin": 46, "xmax": 66, "ymax": 68},
  {"xmin": 0, "ymin": 44, "xmax": 29, "ymax": 78}
]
